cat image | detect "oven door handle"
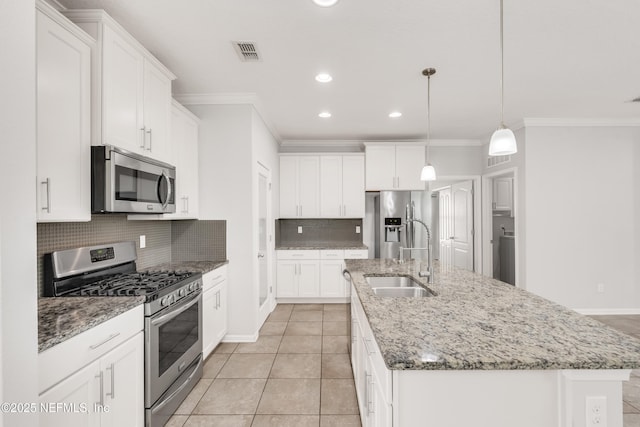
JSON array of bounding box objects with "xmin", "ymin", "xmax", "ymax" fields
[
  {"xmin": 150, "ymin": 356, "xmax": 203, "ymax": 416},
  {"xmin": 151, "ymin": 291, "xmax": 200, "ymax": 327}
]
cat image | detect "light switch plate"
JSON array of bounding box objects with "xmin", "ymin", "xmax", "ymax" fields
[
  {"xmin": 297, "ymin": 226, "xmax": 303, "ymax": 234},
  {"xmin": 356, "ymin": 226, "xmax": 361, "ymax": 234},
  {"xmin": 140, "ymin": 235, "xmax": 146, "ymax": 248}
]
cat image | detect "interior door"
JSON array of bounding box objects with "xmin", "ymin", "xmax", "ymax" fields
[
  {"xmin": 451, "ymin": 181, "xmax": 474, "ymax": 271},
  {"xmin": 257, "ymin": 163, "xmax": 272, "ymax": 325}
]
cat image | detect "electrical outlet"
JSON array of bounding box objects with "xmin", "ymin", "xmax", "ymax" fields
[
  {"xmin": 586, "ymin": 396, "xmax": 607, "ymax": 427},
  {"xmin": 140, "ymin": 235, "xmax": 146, "ymax": 249},
  {"xmin": 297, "ymin": 226, "xmax": 303, "ymax": 234},
  {"xmin": 356, "ymin": 226, "xmax": 361, "ymax": 234},
  {"xmin": 597, "ymin": 283, "xmax": 605, "ymax": 293}
]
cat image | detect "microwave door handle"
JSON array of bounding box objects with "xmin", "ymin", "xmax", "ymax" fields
[{"xmin": 159, "ymin": 172, "xmax": 172, "ymax": 209}]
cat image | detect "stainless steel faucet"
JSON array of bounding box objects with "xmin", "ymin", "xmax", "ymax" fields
[{"xmin": 398, "ymin": 218, "xmax": 434, "ymax": 283}]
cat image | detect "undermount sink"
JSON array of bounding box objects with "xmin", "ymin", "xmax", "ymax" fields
[
  {"xmin": 372, "ymin": 287, "xmax": 432, "ymax": 298},
  {"xmin": 365, "ymin": 275, "xmax": 421, "ymax": 288}
]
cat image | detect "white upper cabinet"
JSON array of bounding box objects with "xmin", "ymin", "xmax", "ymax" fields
[
  {"xmin": 63, "ymin": 10, "xmax": 175, "ymax": 163},
  {"xmin": 36, "ymin": 2, "xmax": 93, "ymax": 222},
  {"xmin": 282, "ymin": 154, "xmax": 364, "ymax": 219},
  {"xmin": 320, "ymin": 155, "xmax": 365, "ymax": 218},
  {"xmin": 493, "ymin": 177, "xmax": 513, "ymax": 213},
  {"xmin": 365, "ymin": 144, "xmax": 425, "ymax": 191},
  {"xmin": 279, "ymin": 156, "xmax": 320, "ymax": 218}
]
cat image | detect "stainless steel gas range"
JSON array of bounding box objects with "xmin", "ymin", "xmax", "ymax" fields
[{"xmin": 44, "ymin": 241, "xmax": 203, "ymax": 427}]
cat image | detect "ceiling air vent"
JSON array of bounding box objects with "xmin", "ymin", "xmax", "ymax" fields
[
  {"xmin": 487, "ymin": 154, "xmax": 512, "ymax": 168},
  {"xmin": 233, "ymin": 41, "xmax": 261, "ymax": 62}
]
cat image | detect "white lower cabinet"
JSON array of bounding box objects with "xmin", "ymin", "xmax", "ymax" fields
[
  {"xmin": 39, "ymin": 306, "xmax": 144, "ymax": 427},
  {"xmin": 351, "ymin": 287, "xmax": 392, "ymax": 427},
  {"xmin": 202, "ymin": 266, "xmax": 228, "ymax": 359},
  {"xmin": 277, "ymin": 250, "xmax": 367, "ymax": 299}
]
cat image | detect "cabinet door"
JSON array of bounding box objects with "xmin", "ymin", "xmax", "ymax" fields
[
  {"xmin": 102, "ymin": 25, "xmax": 144, "ymax": 152},
  {"xmin": 298, "ymin": 261, "xmax": 320, "ymax": 297},
  {"xmin": 320, "ymin": 260, "xmax": 346, "ymax": 297},
  {"xmin": 212, "ymin": 282, "xmax": 228, "ymax": 347},
  {"xmin": 279, "ymin": 157, "xmax": 298, "ymax": 218},
  {"xmin": 168, "ymin": 104, "xmax": 199, "ymax": 219},
  {"xmin": 39, "ymin": 360, "xmax": 100, "ymax": 427},
  {"xmin": 100, "ymin": 332, "xmax": 144, "ymax": 427},
  {"xmin": 276, "ymin": 261, "xmax": 298, "ymax": 297},
  {"xmin": 365, "ymin": 146, "xmax": 395, "ymax": 190},
  {"xmin": 36, "ymin": 10, "xmax": 91, "ymax": 222},
  {"xmin": 202, "ymin": 288, "xmax": 216, "ymax": 359},
  {"xmin": 395, "ymin": 145, "xmax": 425, "ymax": 191},
  {"xmin": 142, "ymin": 59, "xmax": 172, "ymax": 163},
  {"xmin": 342, "ymin": 156, "xmax": 365, "ymax": 218},
  {"xmin": 493, "ymin": 178, "xmax": 513, "ymax": 211},
  {"xmin": 370, "ymin": 367, "xmax": 392, "ymax": 427},
  {"xmin": 297, "ymin": 157, "xmax": 320, "ymax": 218},
  {"xmin": 320, "ymin": 156, "xmax": 343, "ymax": 217}
]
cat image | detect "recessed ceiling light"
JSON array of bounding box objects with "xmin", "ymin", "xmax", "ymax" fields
[
  {"xmin": 389, "ymin": 112, "xmax": 402, "ymax": 118},
  {"xmin": 312, "ymin": 0, "xmax": 339, "ymax": 7},
  {"xmin": 315, "ymin": 73, "xmax": 333, "ymax": 83},
  {"xmin": 318, "ymin": 112, "xmax": 332, "ymax": 118}
]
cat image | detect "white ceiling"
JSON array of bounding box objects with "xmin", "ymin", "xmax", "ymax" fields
[{"xmin": 58, "ymin": 0, "xmax": 640, "ymax": 143}]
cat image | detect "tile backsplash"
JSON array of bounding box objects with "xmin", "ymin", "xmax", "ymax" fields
[
  {"xmin": 276, "ymin": 218, "xmax": 363, "ymax": 247},
  {"xmin": 37, "ymin": 215, "xmax": 226, "ymax": 296}
]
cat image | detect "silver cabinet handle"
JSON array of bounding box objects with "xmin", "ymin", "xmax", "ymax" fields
[
  {"xmin": 258, "ymin": 253, "xmax": 265, "ymax": 258},
  {"xmin": 182, "ymin": 196, "xmax": 188, "ymax": 214},
  {"xmin": 351, "ymin": 318, "xmax": 357, "ymax": 344},
  {"xmin": 146, "ymin": 128, "xmax": 153, "ymax": 151},
  {"xmin": 363, "ymin": 338, "xmax": 376, "ymax": 355},
  {"xmin": 41, "ymin": 178, "xmax": 51, "ymax": 213},
  {"xmin": 299, "ymin": 205, "xmax": 303, "ymax": 216},
  {"xmin": 96, "ymin": 371, "xmax": 104, "ymax": 407},
  {"xmin": 89, "ymin": 332, "xmax": 120, "ymax": 350},
  {"xmin": 216, "ymin": 290, "xmax": 221, "ymax": 309},
  {"xmin": 106, "ymin": 363, "xmax": 115, "ymax": 399},
  {"xmin": 366, "ymin": 373, "xmax": 374, "ymax": 415},
  {"xmin": 185, "ymin": 196, "xmax": 189, "ymax": 213},
  {"xmin": 140, "ymin": 126, "xmax": 146, "ymax": 148}
]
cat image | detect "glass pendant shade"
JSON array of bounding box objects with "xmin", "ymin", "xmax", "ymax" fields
[
  {"xmin": 488, "ymin": 127, "xmax": 517, "ymax": 156},
  {"xmin": 420, "ymin": 164, "xmax": 437, "ymax": 181}
]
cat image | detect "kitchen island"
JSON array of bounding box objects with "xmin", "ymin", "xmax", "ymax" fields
[{"xmin": 345, "ymin": 259, "xmax": 640, "ymax": 427}]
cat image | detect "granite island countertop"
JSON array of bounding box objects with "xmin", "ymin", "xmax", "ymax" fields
[
  {"xmin": 38, "ymin": 296, "xmax": 145, "ymax": 353},
  {"xmin": 345, "ymin": 258, "xmax": 640, "ymax": 371}
]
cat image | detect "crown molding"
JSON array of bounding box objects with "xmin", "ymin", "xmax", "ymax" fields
[
  {"xmin": 522, "ymin": 118, "xmax": 640, "ymax": 127},
  {"xmin": 363, "ymin": 139, "xmax": 483, "ymax": 147},
  {"xmin": 175, "ymin": 92, "xmax": 281, "ymax": 142}
]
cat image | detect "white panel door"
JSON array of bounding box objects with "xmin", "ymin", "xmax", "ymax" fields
[
  {"xmin": 279, "ymin": 156, "xmax": 298, "ymax": 218},
  {"xmin": 395, "ymin": 145, "xmax": 425, "ymax": 191},
  {"xmin": 276, "ymin": 261, "xmax": 297, "ymax": 297},
  {"xmin": 100, "ymin": 333, "xmax": 144, "ymax": 427},
  {"xmin": 39, "ymin": 360, "xmax": 100, "ymax": 427},
  {"xmin": 320, "ymin": 156, "xmax": 343, "ymax": 217},
  {"xmin": 439, "ymin": 189, "xmax": 452, "ymax": 267},
  {"xmin": 257, "ymin": 163, "xmax": 272, "ymax": 325},
  {"xmin": 342, "ymin": 155, "xmax": 365, "ymax": 217},
  {"xmin": 298, "ymin": 261, "xmax": 320, "ymax": 297},
  {"xmin": 451, "ymin": 181, "xmax": 474, "ymax": 271},
  {"xmin": 297, "ymin": 157, "xmax": 320, "ymax": 218},
  {"xmin": 320, "ymin": 260, "xmax": 345, "ymax": 297},
  {"xmin": 102, "ymin": 25, "xmax": 144, "ymax": 151},
  {"xmin": 365, "ymin": 146, "xmax": 395, "ymax": 190},
  {"xmin": 142, "ymin": 60, "xmax": 172, "ymax": 162},
  {"xmin": 36, "ymin": 10, "xmax": 91, "ymax": 222}
]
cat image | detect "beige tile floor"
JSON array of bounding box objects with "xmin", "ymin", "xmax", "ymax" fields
[
  {"xmin": 591, "ymin": 315, "xmax": 640, "ymax": 427},
  {"xmin": 166, "ymin": 303, "xmax": 361, "ymax": 427}
]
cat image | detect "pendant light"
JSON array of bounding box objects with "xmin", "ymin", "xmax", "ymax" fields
[
  {"xmin": 488, "ymin": 0, "xmax": 517, "ymax": 156},
  {"xmin": 421, "ymin": 68, "xmax": 437, "ymax": 181}
]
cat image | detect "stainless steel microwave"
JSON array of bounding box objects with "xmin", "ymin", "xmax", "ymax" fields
[{"xmin": 92, "ymin": 145, "xmax": 176, "ymax": 214}]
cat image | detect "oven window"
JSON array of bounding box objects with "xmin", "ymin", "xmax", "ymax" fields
[
  {"xmin": 158, "ymin": 302, "xmax": 199, "ymax": 376},
  {"xmin": 115, "ymin": 165, "xmax": 161, "ymax": 203}
]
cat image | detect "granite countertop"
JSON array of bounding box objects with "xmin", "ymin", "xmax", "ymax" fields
[
  {"xmin": 345, "ymin": 259, "xmax": 640, "ymax": 371},
  {"xmin": 38, "ymin": 296, "xmax": 145, "ymax": 353},
  {"xmin": 144, "ymin": 260, "xmax": 229, "ymax": 274},
  {"xmin": 276, "ymin": 243, "xmax": 368, "ymax": 250}
]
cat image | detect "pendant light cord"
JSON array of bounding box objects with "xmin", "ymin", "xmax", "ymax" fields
[
  {"xmin": 499, "ymin": 0, "xmax": 505, "ymax": 127},
  {"xmin": 427, "ymin": 72, "xmax": 431, "ymax": 163}
]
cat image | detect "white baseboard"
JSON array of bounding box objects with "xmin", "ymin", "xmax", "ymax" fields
[
  {"xmin": 221, "ymin": 332, "xmax": 259, "ymax": 343},
  {"xmin": 573, "ymin": 308, "xmax": 640, "ymax": 315},
  {"xmin": 276, "ymin": 297, "xmax": 349, "ymax": 304}
]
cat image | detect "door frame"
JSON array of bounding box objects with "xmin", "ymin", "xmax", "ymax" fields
[
  {"xmin": 481, "ymin": 167, "xmax": 519, "ymax": 286},
  {"xmin": 430, "ymin": 175, "xmax": 482, "ymax": 273},
  {"xmin": 256, "ymin": 161, "xmax": 274, "ymax": 327}
]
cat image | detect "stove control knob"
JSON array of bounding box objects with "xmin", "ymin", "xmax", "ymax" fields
[
  {"xmin": 160, "ymin": 297, "xmax": 169, "ymax": 307},
  {"xmin": 178, "ymin": 288, "xmax": 185, "ymax": 297}
]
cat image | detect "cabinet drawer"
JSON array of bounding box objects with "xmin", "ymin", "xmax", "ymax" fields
[
  {"xmin": 320, "ymin": 250, "xmax": 344, "ymax": 260},
  {"xmin": 277, "ymin": 250, "xmax": 320, "ymax": 260},
  {"xmin": 344, "ymin": 249, "xmax": 368, "ymax": 259},
  {"xmin": 203, "ymin": 265, "xmax": 227, "ymax": 292},
  {"xmin": 39, "ymin": 304, "xmax": 144, "ymax": 393}
]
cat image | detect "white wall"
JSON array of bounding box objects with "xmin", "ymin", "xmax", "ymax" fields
[
  {"xmin": 192, "ymin": 104, "xmax": 279, "ymax": 338},
  {"xmin": 0, "ymin": 1, "xmax": 38, "ymax": 425},
  {"xmin": 429, "ymin": 145, "xmax": 484, "ymax": 176},
  {"xmin": 523, "ymin": 125, "xmax": 640, "ymax": 311}
]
